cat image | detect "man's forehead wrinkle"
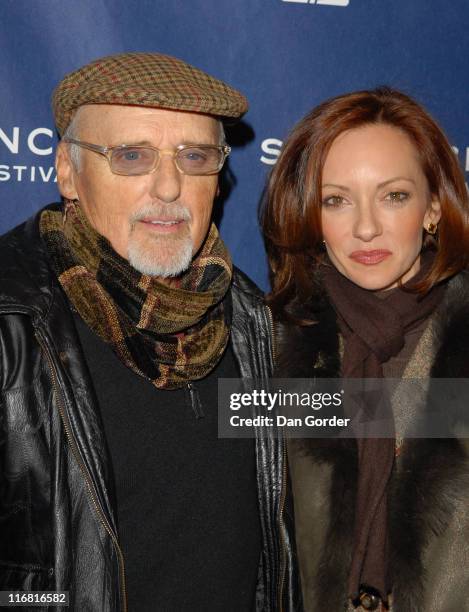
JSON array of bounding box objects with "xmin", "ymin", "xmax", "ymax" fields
[
  {"xmin": 76, "ymin": 104, "xmax": 219, "ymax": 145},
  {"xmin": 75, "ymin": 105, "xmax": 111, "ymax": 140}
]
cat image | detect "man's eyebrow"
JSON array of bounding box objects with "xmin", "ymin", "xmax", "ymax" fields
[
  {"xmin": 111, "ymin": 140, "xmax": 153, "ymax": 147},
  {"xmin": 111, "ymin": 139, "xmax": 218, "ymax": 147},
  {"xmin": 178, "ymin": 140, "xmax": 218, "ymax": 146}
]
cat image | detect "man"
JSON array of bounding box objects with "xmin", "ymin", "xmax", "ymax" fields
[{"xmin": 0, "ymin": 53, "xmax": 300, "ymax": 611}]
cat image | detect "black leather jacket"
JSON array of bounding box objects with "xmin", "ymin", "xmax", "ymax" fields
[{"xmin": 0, "ymin": 206, "xmax": 301, "ymax": 612}]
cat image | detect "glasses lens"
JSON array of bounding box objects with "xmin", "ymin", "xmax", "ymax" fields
[
  {"xmin": 111, "ymin": 147, "xmax": 157, "ymax": 175},
  {"xmin": 177, "ymin": 147, "xmax": 223, "ymax": 175}
]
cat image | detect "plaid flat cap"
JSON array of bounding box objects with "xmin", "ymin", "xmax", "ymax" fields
[{"xmin": 52, "ymin": 52, "xmax": 248, "ymax": 135}]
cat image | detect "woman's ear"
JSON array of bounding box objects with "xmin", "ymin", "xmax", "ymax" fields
[
  {"xmin": 423, "ymin": 198, "xmax": 442, "ymax": 229},
  {"xmin": 55, "ymin": 142, "xmax": 79, "ymax": 200}
]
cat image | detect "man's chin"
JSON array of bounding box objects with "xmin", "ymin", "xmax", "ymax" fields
[{"xmin": 127, "ymin": 240, "xmax": 193, "ymax": 278}]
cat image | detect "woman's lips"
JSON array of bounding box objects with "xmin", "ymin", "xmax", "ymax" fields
[{"xmin": 349, "ymin": 249, "xmax": 392, "ymax": 265}]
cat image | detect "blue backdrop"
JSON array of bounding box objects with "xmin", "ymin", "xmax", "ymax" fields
[{"xmin": 1, "ymin": 0, "xmax": 468, "ymax": 289}]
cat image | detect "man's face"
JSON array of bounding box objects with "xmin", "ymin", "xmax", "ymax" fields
[{"xmin": 56, "ymin": 105, "xmax": 220, "ymax": 276}]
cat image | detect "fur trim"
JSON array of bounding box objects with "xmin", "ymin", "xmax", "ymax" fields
[
  {"xmin": 390, "ymin": 438, "xmax": 469, "ymax": 611},
  {"xmin": 275, "ymin": 292, "xmax": 341, "ymax": 380}
]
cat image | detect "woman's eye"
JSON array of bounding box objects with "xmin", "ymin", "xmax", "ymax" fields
[
  {"xmin": 385, "ymin": 191, "xmax": 409, "ymax": 203},
  {"xmin": 322, "ymin": 195, "xmax": 346, "ymax": 207}
]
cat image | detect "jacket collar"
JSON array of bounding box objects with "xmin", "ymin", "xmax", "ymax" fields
[{"xmin": 0, "ymin": 203, "xmax": 61, "ymax": 320}]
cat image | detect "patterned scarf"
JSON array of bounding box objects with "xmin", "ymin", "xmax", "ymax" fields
[{"xmin": 40, "ymin": 201, "xmax": 233, "ymax": 389}]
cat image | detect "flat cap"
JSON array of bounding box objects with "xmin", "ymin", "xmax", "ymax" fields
[{"xmin": 52, "ymin": 52, "xmax": 249, "ymax": 136}]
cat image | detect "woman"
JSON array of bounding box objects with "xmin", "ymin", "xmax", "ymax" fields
[{"xmin": 261, "ymin": 87, "xmax": 469, "ymax": 612}]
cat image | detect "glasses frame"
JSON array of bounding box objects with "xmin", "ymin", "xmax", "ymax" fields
[{"xmin": 62, "ymin": 137, "xmax": 231, "ymax": 176}]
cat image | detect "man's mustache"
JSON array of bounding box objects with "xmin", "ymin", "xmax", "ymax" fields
[{"xmin": 130, "ymin": 203, "xmax": 192, "ymax": 225}]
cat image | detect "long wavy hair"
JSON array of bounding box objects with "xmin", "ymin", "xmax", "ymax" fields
[{"xmin": 260, "ymin": 87, "xmax": 469, "ymax": 321}]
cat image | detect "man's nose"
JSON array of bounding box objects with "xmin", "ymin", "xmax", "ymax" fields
[
  {"xmin": 352, "ymin": 201, "xmax": 382, "ymax": 242},
  {"xmin": 149, "ymin": 155, "xmax": 182, "ymax": 203}
]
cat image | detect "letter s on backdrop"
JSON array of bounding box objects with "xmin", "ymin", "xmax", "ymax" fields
[{"xmin": 260, "ymin": 138, "xmax": 283, "ymax": 165}]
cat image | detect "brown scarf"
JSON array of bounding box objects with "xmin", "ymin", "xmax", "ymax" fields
[
  {"xmin": 322, "ymin": 251, "xmax": 444, "ymax": 605},
  {"xmin": 40, "ymin": 201, "xmax": 233, "ymax": 389}
]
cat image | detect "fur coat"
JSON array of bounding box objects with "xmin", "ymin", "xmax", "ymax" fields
[{"xmin": 276, "ymin": 272, "xmax": 469, "ymax": 612}]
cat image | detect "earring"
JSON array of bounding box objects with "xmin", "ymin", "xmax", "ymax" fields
[{"xmin": 426, "ymin": 222, "xmax": 437, "ymax": 235}]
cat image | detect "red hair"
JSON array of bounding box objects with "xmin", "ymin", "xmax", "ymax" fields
[{"xmin": 260, "ymin": 87, "xmax": 469, "ymax": 318}]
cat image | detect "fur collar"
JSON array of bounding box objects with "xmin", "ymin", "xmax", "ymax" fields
[{"xmin": 277, "ymin": 272, "xmax": 469, "ymax": 611}]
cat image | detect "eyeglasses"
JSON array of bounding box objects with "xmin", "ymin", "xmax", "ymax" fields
[{"xmin": 62, "ymin": 138, "xmax": 231, "ymax": 176}]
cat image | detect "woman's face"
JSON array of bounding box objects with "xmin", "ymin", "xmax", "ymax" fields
[{"xmin": 321, "ymin": 123, "xmax": 441, "ymax": 291}]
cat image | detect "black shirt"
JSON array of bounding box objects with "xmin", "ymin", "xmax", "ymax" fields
[{"xmin": 74, "ymin": 314, "xmax": 261, "ymax": 612}]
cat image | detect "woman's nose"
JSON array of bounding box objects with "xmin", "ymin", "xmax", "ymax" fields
[{"xmin": 352, "ymin": 202, "xmax": 382, "ymax": 242}]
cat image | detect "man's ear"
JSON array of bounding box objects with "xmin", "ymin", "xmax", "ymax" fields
[
  {"xmin": 55, "ymin": 142, "xmax": 79, "ymax": 200},
  {"xmin": 424, "ymin": 198, "xmax": 442, "ymax": 229}
]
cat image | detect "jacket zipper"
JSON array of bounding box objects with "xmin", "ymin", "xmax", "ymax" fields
[
  {"xmin": 265, "ymin": 305, "xmax": 277, "ymax": 365},
  {"xmin": 265, "ymin": 306, "xmax": 287, "ymax": 611},
  {"xmin": 277, "ymin": 440, "xmax": 288, "ymax": 612},
  {"xmin": 187, "ymin": 382, "xmax": 204, "ymax": 418},
  {"xmin": 35, "ymin": 331, "xmax": 128, "ymax": 612}
]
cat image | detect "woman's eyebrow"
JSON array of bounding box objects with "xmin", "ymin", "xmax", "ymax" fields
[
  {"xmin": 322, "ymin": 177, "xmax": 417, "ymax": 190},
  {"xmin": 377, "ymin": 177, "xmax": 417, "ymax": 188},
  {"xmin": 322, "ymin": 183, "xmax": 351, "ymax": 191}
]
